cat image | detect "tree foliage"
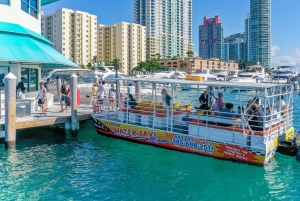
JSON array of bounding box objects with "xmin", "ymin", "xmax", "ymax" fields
[
  {"xmin": 237, "ymin": 60, "xmax": 255, "ymax": 69},
  {"xmin": 186, "ymin": 50, "xmax": 194, "ymax": 59},
  {"xmin": 132, "ymin": 59, "xmax": 164, "ymax": 73}
]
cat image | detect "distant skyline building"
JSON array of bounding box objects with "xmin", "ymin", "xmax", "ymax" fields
[
  {"xmin": 97, "ymin": 22, "xmax": 146, "ymax": 74},
  {"xmin": 224, "ymin": 32, "xmax": 246, "ymax": 62},
  {"xmin": 249, "ymin": 0, "xmax": 271, "ymax": 68},
  {"xmin": 134, "ymin": 0, "xmax": 193, "ymax": 59},
  {"xmin": 199, "ymin": 15, "xmax": 223, "ymax": 60},
  {"xmin": 42, "ymin": 8, "xmax": 98, "ymax": 66},
  {"xmin": 244, "ymin": 12, "xmax": 251, "ymax": 62}
]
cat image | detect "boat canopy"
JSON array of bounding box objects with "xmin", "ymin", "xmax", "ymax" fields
[{"xmin": 114, "ymin": 77, "xmax": 288, "ymax": 90}]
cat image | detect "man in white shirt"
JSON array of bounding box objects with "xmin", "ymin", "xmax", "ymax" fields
[
  {"xmin": 96, "ymin": 80, "xmax": 106, "ymax": 110},
  {"xmin": 274, "ymin": 95, "xmax": 286, "ymax": 113}
]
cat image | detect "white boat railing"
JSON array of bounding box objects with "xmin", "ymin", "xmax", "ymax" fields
[{"xmin": 92, "ymin": 78, "xmax": 294, "ymax": 150}]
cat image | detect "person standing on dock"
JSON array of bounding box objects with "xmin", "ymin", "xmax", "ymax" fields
[
  {"xmin": 60, "ymin": 81, "xmax": 70, "ymax": 112},
  {"xmin": 36, "ymin": 81, "xmax": 47, "ymax": 113},
  {"xmin": 96, "ymin": 80, "xmax": 106, "ymax": 111},
  {"xmin": 44, "ymin": 78, "xmax": 51, "ymax": 111}
]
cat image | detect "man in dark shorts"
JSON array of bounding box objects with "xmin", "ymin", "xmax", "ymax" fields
[{"xmin": 36, "ymin": 81, "xmax": 47, "ymax": 113}]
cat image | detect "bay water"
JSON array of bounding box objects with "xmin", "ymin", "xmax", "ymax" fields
[{"xmin": 0, "ymin": 90, "xmax": 300, "ymax": 200}]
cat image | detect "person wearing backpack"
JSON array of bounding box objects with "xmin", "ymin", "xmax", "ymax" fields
[
  {"xmin": 161, "ymin": 89, "xmax": 172, "ymax": 108},
  {"xmin": 16, "ymin": 82, "xmax": 26, "ymax": 100},
  {"xmin": 44, "ymin": 78, "xmax": 51, "ymax": 111}
]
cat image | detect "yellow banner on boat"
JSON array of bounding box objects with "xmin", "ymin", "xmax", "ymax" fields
[
  {"xmin": 184, "ymin": 75, "xmax": 203, "ymax": 81},
  {"xmin": 285, "ymin": 127, "xmax": 294, "ymax": 142}
]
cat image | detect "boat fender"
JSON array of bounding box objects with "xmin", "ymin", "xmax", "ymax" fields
[{"xmin": 294, "ymin": 131, "xmax": 300, "ymax": 161}]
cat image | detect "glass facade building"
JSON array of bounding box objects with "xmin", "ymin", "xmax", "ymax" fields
[
  {"xmin": 224, "ymin": 32, "xmax": 246, "ymax": 61},
  {"xmin": 199, "ymin": 15, "xmax": 223, "ymax": 60},
  {"xmin": 134, "ymin": 0, "xmax": 193, "ymax": 59},
  {"xmin": 249, "ymin": 0, "xmax": 271, "ymax": 68}
]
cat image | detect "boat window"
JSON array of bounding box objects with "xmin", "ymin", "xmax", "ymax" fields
[
  {"xmin": 228, "ymin": 71, "xmax": 236, "ymax": 75},
  {"xmin": 217, "ymin": 75, "xmax": 225, "ymax": 77},
  {"xmin": 273, "ymin": 75, "xmax": 288, "ymax": 79},
  {"xmin": 51, "ymin": 70, "xmax": 95, "ymax": 84},
  {"xmin": 239, "ymin": 75, "xmax": 253, "ymax": 78}
]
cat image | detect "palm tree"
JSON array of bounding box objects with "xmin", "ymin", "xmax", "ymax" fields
[
  {"xmin": 111, "ymin": 57, "xmax": 121, "ymax": 65},
  {"xmin": 180, "ymin": 62, "xmax": 186, "ymax": 71},
  {"xmin": 186, "ymin": 50, "xmax": 194, "ymax": 59},
  {"xmin": 91, "ymin": 55, "xmax": 99, "ymax": 65},
  {"xmin": 156, "ymin": 53, "xmax": 161, "ymax": 60}
]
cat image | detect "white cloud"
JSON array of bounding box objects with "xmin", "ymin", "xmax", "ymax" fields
[
  {"xmin": 272, "ymin": 48, "xmax": 300, "ymax": 70},
  {"xmin": 271, "ymin": 45, "xmax": 280, "ymax": 57}
]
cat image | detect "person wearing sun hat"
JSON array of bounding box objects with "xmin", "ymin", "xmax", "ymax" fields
[{"xmin": 35, "ymin": 81, "xmax": 47, "ymax": 113}]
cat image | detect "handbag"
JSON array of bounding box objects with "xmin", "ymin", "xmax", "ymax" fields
[{"xmin": 66, "ymin": 97, "xmax": 71, "ymax": 106}]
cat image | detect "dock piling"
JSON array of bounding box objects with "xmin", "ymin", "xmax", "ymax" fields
[
  {"xmin": 4, "ymin": 73, "xmax": 16, "ymax": 148},
  {"xmin": 70, "ymin": 74, "xmax": 78, "ymax": 136},
  {"xmin": 56, "ymin": 77, "xmax": 61, "ymax": 102}
]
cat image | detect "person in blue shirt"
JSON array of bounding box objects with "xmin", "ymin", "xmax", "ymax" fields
[
  {"xmin": 221, "ymin": 103, "xmax": 236, "ymax": 119},
  {"xmin": 218, "ymin": 103, "xmax": 236, "ymax": 127}
]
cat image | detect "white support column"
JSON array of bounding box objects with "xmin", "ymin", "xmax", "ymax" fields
[
  {"xmin": 4, "ymin": 73, "xmax": 17, "ymax": 148},
  {"xmin": 70, "ymin": 74, "xmax": 78, "ymax": 136},
  {"xmin": 56, "ymin": 77, "xmax": 61, "ymax": 102}
]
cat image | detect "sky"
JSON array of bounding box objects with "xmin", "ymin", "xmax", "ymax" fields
[{"xmin": 42, "ymin": 0, "xmax": 300, "ymax": 69}]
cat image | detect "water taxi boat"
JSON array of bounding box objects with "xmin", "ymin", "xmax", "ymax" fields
[{"xmin": 92, "ymin": 78, "xmax": 294, "ymax": 166}]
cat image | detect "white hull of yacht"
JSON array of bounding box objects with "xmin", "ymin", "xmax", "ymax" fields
[{"xmin": 180, "ymin": 84, "xmax": 207, "ymax": 90}]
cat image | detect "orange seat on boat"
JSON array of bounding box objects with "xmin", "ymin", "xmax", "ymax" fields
[
  {"xmin": 120, "ymin": 108, "xmax": 127, "ymax": 112},
  {"xmin": 230, "ymin": 127, "xmax": 250, "ymax": 134},
  {"xmin": 156, "ymin": 113, "xmax": 166, "ymax": 118},
  {"xmin": 130, "ymin": 109, "xmax": 140, "ymax": 113},
  {"xmin": 189, "ymin": 119, "xmax": 204, "ymax": 125},
  {"xmin": 156, "ymin": 109, "xmax": 166, "ymax": 114},
  {"xmin": 179, "ymin": 109, "xmax": 192, "ymax": 113},
  {"xmin": 208, "ymin": 124, "xmax": 233, "ymax": 131},
  {"xmin": 171, "ymin": 111, "xmax": 184, "ymax": 115},
  {"xmin": 139, "ymin": 111, "xmax": 152, "ymax": 115}
]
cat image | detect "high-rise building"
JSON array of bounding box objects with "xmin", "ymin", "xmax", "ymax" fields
[
  {"xmin": 224, "ymin": 32, "xmax": 246, "ymax": 61},
  {"xmin": 97, "ymin": 22, "xmax": 146, "ymax": 74},
  {"xmin": 199, "ymin": 15, "xmax": 223, "ymax": 60},
  {"xmin": 42, "ymin": 8, "xmax": 98, "ymax": 65},
  {"xmin": 249, "ymin": 0, "xmax": 271, "ymax": 68},
  {"xmin": 134, "ymin": 0, "xmax": 193, "ymax": 59},
  {"xmin": 244, "ymin": 13, "xmax": 250, "ymax": 62}
]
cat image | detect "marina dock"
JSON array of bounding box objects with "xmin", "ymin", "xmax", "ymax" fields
[{"xmin": 0, "ymin": 103, "xmax": 92, "ymax": 132}]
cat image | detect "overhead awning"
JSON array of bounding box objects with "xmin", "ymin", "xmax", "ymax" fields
[
  {"xmin": 41, "ymin": 0, "xmax": 60, "ymax": 6},
  {"xmin": 0, "ymin": 22, "xmax": 79, "ymax": 68}
]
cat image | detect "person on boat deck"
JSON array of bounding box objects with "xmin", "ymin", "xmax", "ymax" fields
[
  {"xmin": 221, "ymin": 103, "xmax": 236, "ymax": 119},
  {"xmin": 217, "ymin": 103, "xmax": 236, "ymax": 127},
  {"xmin": 199, "ymin": 90, "xmax": 208, "ymax": 105},
  {"xmin": 195, "ymin": 90, "xmax": 208, "ymax": 110},
  {"xmin": 125, "ymin": 94, "xmax": 137, "ymax": 109},
  {"xmin": 248, "ymin": 103, "xmax": 263, "ymax": 131},
  {"xmin": 236, "ymin": 106, "xmax": 244, "ymax": 119},
  {"xmin": 247, "ymin": 97, "xmax": 263, "ymax": 115},
  {"xmin": 213, "ymin": 92, "xmax": 225, "ymax": 114},
  {"xmin": 161, "ymin": 89, "xmax": 171, "ymax": 108},
  {"xmin": 274, "ymin": 95, "xmax": 285, "ymax": 113},
  {"xmin": 208, "ymin": 86, "xmax": 217, "ymax": 107}
]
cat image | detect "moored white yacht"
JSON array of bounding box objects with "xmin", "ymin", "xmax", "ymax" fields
[
  {"xmin": 271, "ymin": 66, "xmax": 299, "ymax": 90},
  {"xmin": 229, "ymin": 62, "xmax": 269, "ymax": 84},
  {"xmin": 180, "ymin": 69, "xmax": 216, "ymax": 90}
]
